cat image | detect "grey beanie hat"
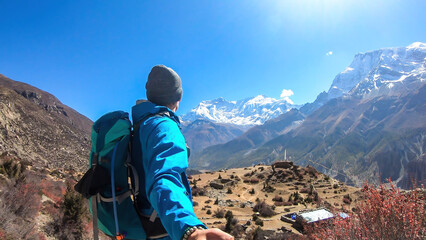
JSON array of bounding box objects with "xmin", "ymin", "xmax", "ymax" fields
[{"xmin": 145, "ymin": 65, "xmax": 182, "ymax": 106}]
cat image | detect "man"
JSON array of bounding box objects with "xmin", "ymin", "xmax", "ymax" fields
[{"xmin": 131, "ymin": 65, "xmax": 233, "ymax": 240}]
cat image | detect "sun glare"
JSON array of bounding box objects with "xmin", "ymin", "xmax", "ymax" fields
[{"xmin": 265, "ymin": 0, "xmax": 360, "ymax": 34}]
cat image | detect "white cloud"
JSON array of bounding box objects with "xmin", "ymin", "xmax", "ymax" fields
[
  {"xmin": 280, "ymin": 89, "xmax": 294, "ymax": 98},
  {"xmin": 326, "ymin": 51, "xmax": 333, "ymax": 56},
  {"xmin": 280, "ymin": 89, "xmax": 294, "ymax": 104}
]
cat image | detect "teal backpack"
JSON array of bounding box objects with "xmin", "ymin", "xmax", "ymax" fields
[{"xmin": 75, "ymin": 111, "xmax": 168, "ymax": 240}]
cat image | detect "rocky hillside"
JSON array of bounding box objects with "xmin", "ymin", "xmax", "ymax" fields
[
  {"xmin": 0, "ymin": 74, "xmax": 94, "ymax": 239},
  {"xmin": 0, "ymin": 74, "xmax": 92, "ymax": 171}
]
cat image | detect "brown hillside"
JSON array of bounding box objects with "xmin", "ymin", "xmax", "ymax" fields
[
  {"xmin": 0, "ymin": 75, "xmax": 91, "ymax": 171},
  {"xmin": 0, "ymin": 74, "xmax": 95, "ymax": 239},
  {"xmin": 190, "ymin": 163, "xmax": 361, "ymax": 239}
]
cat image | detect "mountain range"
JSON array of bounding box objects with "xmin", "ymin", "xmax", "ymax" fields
[
  {"xmin": 180, "ymin": 95, "xmax": 299, "ymax": 153},
  {"xmin": 182, "ymin": 95, "xmax": 297, "ymax": 126},
  {"xmin": 186, "ymin": 42, "xmax": 426, "ymax": 189},
  {"xmin": 0, "ymin": 42, "xmax": 424, "ymax": 190},
  {"xmin": 0, "ymin": 42, "xmax": 424, "ymax": 239}
]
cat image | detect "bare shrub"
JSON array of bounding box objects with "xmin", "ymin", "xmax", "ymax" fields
[
  {"xmin": 192, "ymin": 186, "xmax": 206, "ymax": 196},
  {"xmin": 0, "ymin": 179, "xmax": 41, "ymax": 239},
  {"xmin": 255, "ymin": 218, "xmax": 263, "ymax": 226},
  {"xmin": 253, "ymin": 201, "xmax": 276, "ymax": 217},
  {"xmin": 230, "ymin": 224, "xmax": 244, "ymax": 238},
  {"xmin": 213, "ymin": 208, "xmax": 226, "ymax": 218}
]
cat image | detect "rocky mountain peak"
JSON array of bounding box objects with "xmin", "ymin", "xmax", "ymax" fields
[{"xmin": 328, "ymin": 42, "xmax": 426, "ymax": 100}]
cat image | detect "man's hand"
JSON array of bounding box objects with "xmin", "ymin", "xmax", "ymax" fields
[{"xmin": 187, "ymin": 228, "xmax": 234, "ymax": 240}]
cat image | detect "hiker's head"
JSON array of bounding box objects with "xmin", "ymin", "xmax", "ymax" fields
[{"xmin": 146, "ymin": 65, "xmax": 182, "ymax": 110}]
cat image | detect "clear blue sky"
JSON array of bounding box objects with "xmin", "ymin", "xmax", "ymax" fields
[{"xmin": 1, "ymin": 0, "xmax": 425, "ymax": 120}]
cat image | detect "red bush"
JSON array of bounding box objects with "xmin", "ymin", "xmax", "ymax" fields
[
  {"xmin": 40, "ymin": 179, "xmax": 65, "ymax": 204},
  {"xmin": 307, "ymin": 179, "xmax": 425, "ymax": 240},
  {"xmin": 6, "ymin": 181, "xmax": 42, "ymax": 217}
]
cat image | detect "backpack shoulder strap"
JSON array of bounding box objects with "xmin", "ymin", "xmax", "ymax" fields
[{"xmin": 129, "ymin": 111, "xmax": 172, "ymax": 199}]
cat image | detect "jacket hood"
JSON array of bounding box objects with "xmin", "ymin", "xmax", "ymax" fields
[{"xmin": 131, "ymin": 100, "xmax": 180, "ymax": 125}]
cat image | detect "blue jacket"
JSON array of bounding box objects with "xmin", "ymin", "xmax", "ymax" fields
[{"xmin": 131, "ymin": 101, "xmax": 206, "ymax": 240}]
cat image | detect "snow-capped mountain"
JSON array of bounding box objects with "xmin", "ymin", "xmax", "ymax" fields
[
  {"xmin": 191, "ymin": 43, "xmax": 426, "ymax": 189},
  {"xmin": 184, "ymin": 42, "xmax": 425, "ymax": 126},
  {"xmin": 182, "ymin": 95, "xmax": 297, "ymax": 126},
  {"xmin": 328, "ymin": 42, "xmax": 426, "ymax": 99}
]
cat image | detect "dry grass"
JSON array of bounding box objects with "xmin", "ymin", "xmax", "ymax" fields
[{"xmin": 191, "ymin": 164, "xmax": 361, "ymax": 238}]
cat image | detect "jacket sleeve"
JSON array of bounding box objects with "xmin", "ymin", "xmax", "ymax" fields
[{"xmin": 141, "ymin": 118, "xmax": 206, "ymax": 240}]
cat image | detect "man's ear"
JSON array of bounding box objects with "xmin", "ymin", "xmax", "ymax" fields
[
  {"xmin": 167, "ymin": 101, "xmax": 179, "ymax": 112},
  {"xmin": 175, "ymin": 101, "xmax": 180, "ymax": 111}
]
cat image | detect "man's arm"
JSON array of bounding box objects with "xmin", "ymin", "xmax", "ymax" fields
[{"xmin": 142, "ymin": 118, "xmax": 205, "ymax": 239}]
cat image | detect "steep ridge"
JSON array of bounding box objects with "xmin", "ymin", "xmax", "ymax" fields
[
  {"xmin": 0, "ymin": 74, "xmax": 92, "ymax": 133},
  {"xmin": 328, "ymin": 42, "xmax": 425, "ymax": 99},
  {"xmin": 0, "ymin": 75, "xmax": 91, "ymax": 171},
  {"xmin": 301, "ymin": 42, "xmax": 426, "ymax": 115}
]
